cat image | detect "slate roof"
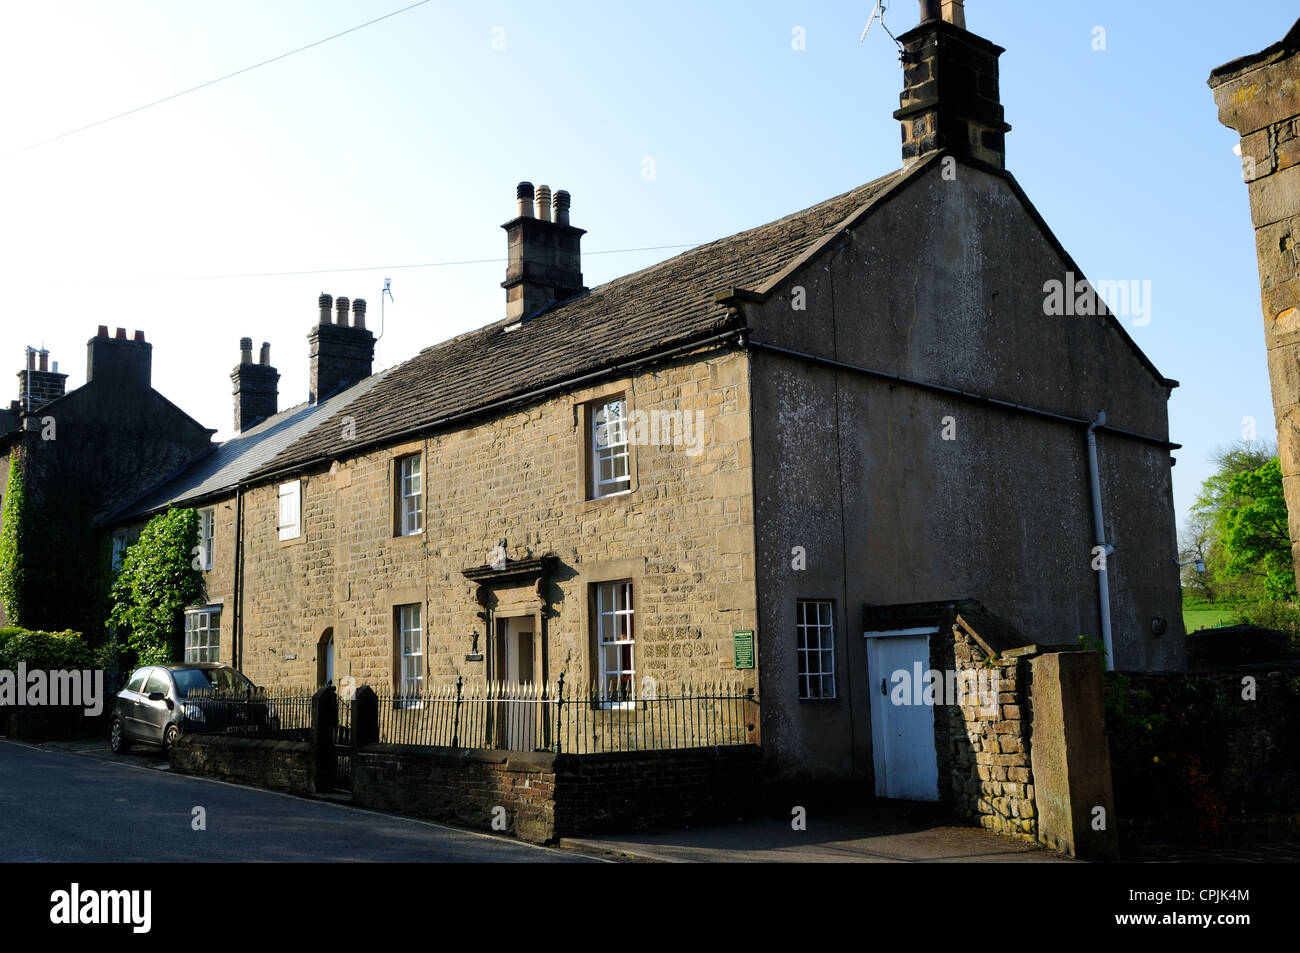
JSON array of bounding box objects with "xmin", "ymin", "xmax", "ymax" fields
[
  {"xmin": 244, "ymin": 167, "xmax": 910, "ymax": 481},
  {"xmin": 107, "ymin": 165, "xmax": 913, "ymax": 519},
  {"xmin": 113, "ymin": 368, "xmax": 394, "ymax": 520}
]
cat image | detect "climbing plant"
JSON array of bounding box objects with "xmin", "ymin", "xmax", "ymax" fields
[
  {"xmin": 0, "ymin": 450, "xmax": 29, "ymax": 626},
  {"xmin": 108, "ymin": 508, "xmax": 202, "ymax": 665}
]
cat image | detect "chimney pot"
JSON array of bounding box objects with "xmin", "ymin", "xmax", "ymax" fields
[
  {"xmin": 352, "ymin": 298, "xmax": 367, "ymax": 329},
  {"xmin": 535, "ymin": 185, "xmax": 552, "ymax": 222},
  {"xmin": 259, "ymin": 342, "xmax": 271, "ymax": 365},
  {"xmin": 941, "ymin": 0, "xmax": 965, "ymax": 28},
  {"xmin": 319, "ymin": 293, "xmax": 333, "ymax": 325},
  {"xmin": 52, "ymin": 360, "xmax": 58, "ymax": 374},
  {"xmin": 554, "ymin": 190, "xmax": 571, "ymax": 226},
  {"xmin": 335, "ymin": 296, "xmax": 350, "ymax": 325},
  {"xmin": 240, "ymin": 337, "xmax": 254, "ymax": 364},
  {"xmin": 133, "ymin": 330, "xmax": 145, "ymax": 343},
  {"xmin": 38, "ymin": 349, "xmax": 48, "ymax": 372},
  {"xmin": 97, "ymin": 325, "xmax": 109, "ymax": 338},
  {"xmin": 115, "ymin": 327, "xmax": 127, "ymax": 340},
  {"xmin": 516, "ymin": 181, "xmax": 535, "ymax": 218},
  {"xmin": 920, "ymin": 0, "xmax": 941, "ymax": 21},
  {"xmin": 25, "ymin": 348, "xmax": 35, "ymax": 371}
]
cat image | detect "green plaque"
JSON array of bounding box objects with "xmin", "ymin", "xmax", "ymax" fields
[{"xmin": 733, "ymin": 630, "xmax": 755, "ymax": 669}]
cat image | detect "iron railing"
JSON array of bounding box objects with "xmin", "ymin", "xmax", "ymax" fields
[
  {"xmin": 181, "ymin": 688, "xmax": 314, "ymax": 741},
  {"xmin": 372, "ymin": 677, "xmax": 758, "ymax": 754}
]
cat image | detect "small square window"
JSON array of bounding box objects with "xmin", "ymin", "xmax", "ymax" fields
[
  {"xmin": 278, "ymin": 481, "xmax": 301, "ymax": 541},
  {"xmin": 796, "ymin": 600, "xmax": 836, "ymax": 700},
  {"xmin": 184, "ymin": 607, "xmax": 221, "ymax": 664}
]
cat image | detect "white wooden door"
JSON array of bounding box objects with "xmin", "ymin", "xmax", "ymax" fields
[{"xmin": 865, "ymin": 629, "xmax": 940, "ymax": 801}]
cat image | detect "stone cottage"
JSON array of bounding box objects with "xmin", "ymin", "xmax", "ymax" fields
[{"xmin": 7, "ymin": 2, "xmax": 1184, "ymax": 796}]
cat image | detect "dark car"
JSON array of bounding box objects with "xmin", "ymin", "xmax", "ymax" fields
[{"xmin": 109, "ymin": 662, "xmax": 259, "ymax": 755}]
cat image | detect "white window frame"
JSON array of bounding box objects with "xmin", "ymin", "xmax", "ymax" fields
[
  {"xmin": 595, "ymin": 581, "xmax": 635, "ymax": 706},
  {"xmin": 397, "ymin": 603, "xmax": 423, "ymax": 706},
  {"xmin": 197, "ymin": 509, "xmax": 214, "ymax": 571},
  {"xmin": 398, "ymin": 455, "xmax": 423, "ymax": 536},
  {"xmin": 591, "ymin": 397, "xmax": 632, "ymax": 498},
  {"xmin": 184, "ymin": 606, "xmax": 221, "ymax": 664},
  {"xmin": 278, "ymin": 480, "xmax": 301, "ymax": 541},
  {"xmin": 796, "ymin": 600, "xmax": 836, "ymax": 700}
]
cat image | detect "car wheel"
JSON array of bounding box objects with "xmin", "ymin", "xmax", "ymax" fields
[
  {"xmin": 162, "ymin": 723, "xmax": 180, "ymax": 755},
  {"xmin": 110, "ymin": 718, "xmax": 130, "ymax": 754}
]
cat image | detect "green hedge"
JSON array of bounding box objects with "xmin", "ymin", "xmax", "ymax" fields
[{"xmin": 0, "ymin": 627, "xmax": 104, "ymax": 671}]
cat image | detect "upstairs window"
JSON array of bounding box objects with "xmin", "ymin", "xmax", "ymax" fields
[
  {"xmin": 110, "ymin": 531, "xmax": 129, "ymax": 574},
  {"xmin": 591, "ymin": 397, "xmax": 631, "ymax": 498},
  {"xmin": 197, "ymin": 509, "xmax": 214, "ymax": 570},
  {"xmin": 278, "ymin": 480, "xmax": 301, "ymax": 541},
  {"xmin": 397, "ymin": 454, "xmax": 423, "ymax": 535}
]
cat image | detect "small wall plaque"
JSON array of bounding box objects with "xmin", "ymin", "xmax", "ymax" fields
[
  {"xmin": 465, "ymin": 653, "xmax": 484, "ymax": 662},
  {"xmin": 733, "ymin": 630, "xmax": 755, "ymax": 669}
]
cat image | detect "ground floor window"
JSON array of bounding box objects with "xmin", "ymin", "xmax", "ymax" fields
[
  {"xmin": 796, "ymin": 599, "xmax": 836, "ymax": 699},
  {"xmin": 594, "ymin": 580, "xmax": 634, "ymax": 701},
  {"xmin": 184, "ymin": 607, "xmax": 221, "ymax": 664},
  {"xmin": 396, "ymin": 604, "xmax": 423, "ymax": 705}
]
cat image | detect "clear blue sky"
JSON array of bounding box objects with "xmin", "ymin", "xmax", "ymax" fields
[{"xmin": 0, "ymin": 0, "xmax": 1294, "ymax": 535}]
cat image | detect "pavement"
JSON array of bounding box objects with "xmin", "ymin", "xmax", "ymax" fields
[
  {"xmin": 562, "ymin": 804, "xmax": 1074, "ymax": 863},
  {"xmin": 9, "ymin": 736, "xmax": 1297, "ymax": 863},
  {"xmin": 0, "ymin": 738, "xmax": 599, "ymax": 862}
]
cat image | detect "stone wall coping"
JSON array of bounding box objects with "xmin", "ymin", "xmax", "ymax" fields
[{"xmin": 174, "ymin": 735, "xmax": 310, "ymax": 754}]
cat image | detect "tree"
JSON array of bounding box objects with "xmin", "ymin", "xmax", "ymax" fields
[
  {"xmin": 1219, "ymin": 456, "xmax": 1296, "ymax": 601},
  {"xmin": 1182, "ymin": 441, "xmax": 1277, "ymax": 601},
  {"xmin": 108, "ymin": 508, "xmax": 202, "ymax": 664}
]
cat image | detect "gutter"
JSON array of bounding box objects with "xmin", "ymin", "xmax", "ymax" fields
[
  {"xmin": 745, "ymin": 338, "xmax": 1179, "ymax": 449},
  {"xmin": 246, "ymin": 326, "xmax": 749, "ymax": 490}
]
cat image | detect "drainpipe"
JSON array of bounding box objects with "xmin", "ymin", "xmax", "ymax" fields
[
  {"xmin": 232, "ymin": 485, "xmax": 244, "ymax": 670},
  {"xmin": 1087, "ymin": 412, "xmax": 1115, "ymax": 671}
]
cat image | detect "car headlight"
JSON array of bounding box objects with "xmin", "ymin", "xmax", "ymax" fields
[{"xmin": 182, "ymin": 703, "xmax": 205, "ymax": 723}]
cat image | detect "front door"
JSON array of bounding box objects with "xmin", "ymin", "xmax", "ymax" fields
[
  {"xmin": 493, "ymin": 617, "xmax": 541, "ymax": 750},
  {"xmin": 865, "ymin": 629, "xmax": 940, "ymax": 802}
]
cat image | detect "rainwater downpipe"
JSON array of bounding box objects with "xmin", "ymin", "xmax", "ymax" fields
[{"xmin": 1087, "ymin": 412, "xmax": 1115, "ymax": 671}]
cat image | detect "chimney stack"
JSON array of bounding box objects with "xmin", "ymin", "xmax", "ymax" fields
[
  {"xmin": 895, "ymin": 1, "xmax": 1010, "ymax": 169},
  {"xmin": 501, "ymin": 180, "xmax": 586, "ymax": 322},
  {"xmin": 308, "ymin": 291, "xmax": 375, "ymax": 403},
  {"xmin": 231, "ymin": 337, "xmax": 279, "ymax": 433},
  {"xmin": 17, "ymin": 346, "xmax": 68, "ymax": 413},
  {"xmin": 86, "ymin": 326, "xmax": 151, "ymax": 392}
]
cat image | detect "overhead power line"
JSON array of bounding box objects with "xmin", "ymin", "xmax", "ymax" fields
[
  {"xmin": 80, "ymin": 243, "xmax": 705, "ymax": 285},
  {"xmin": 1, "ymin": 0, "xmax": 435, "ymax": 160}
]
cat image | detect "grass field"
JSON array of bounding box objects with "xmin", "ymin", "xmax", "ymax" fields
[{"xmin": 1182, "ymin": 593, "xmax": 1246, "ymax": 633}]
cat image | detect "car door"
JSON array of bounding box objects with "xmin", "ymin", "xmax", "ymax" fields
[
  {"xmin": 119, "ymin": 668, "xmax": 150, "ymax": 739},
  {"xmin": 138, "ymin": 669, "xmax": 174, "ymax": 745}
]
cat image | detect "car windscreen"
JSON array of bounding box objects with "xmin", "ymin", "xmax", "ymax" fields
[{"xmin": 172, "ymin": 668, "xmax": 253, "ymax": 698}]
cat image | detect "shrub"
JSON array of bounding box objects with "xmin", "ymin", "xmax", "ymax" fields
[
  {"xmin": 108, "ymin": 508, "xmax": 202, "ymax": 665},
  {"xmin": 0, "ymin": 628, "xmax": 102, "ymax": 671}
]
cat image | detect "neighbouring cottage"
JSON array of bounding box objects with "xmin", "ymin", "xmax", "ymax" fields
[{"xmin": 4, "ymin": 2, "xmax": 1183, "ymax": 800}]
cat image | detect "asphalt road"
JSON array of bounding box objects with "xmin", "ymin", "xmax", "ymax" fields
[{"xmin": 0, "ymin": 740, "xmax": 596, "ymax": 862}]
